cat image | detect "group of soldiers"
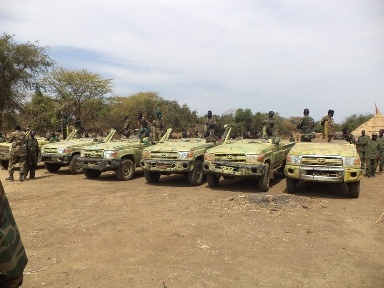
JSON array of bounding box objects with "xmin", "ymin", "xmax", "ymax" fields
[{"xmin": 1, "ymin": 125, "xmax": 39, "ymax": 182}]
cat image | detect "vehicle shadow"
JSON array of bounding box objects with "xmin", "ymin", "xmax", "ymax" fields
[{"xmin": 285, "ymin": 181, "xmax": 353, "ymax": 199}]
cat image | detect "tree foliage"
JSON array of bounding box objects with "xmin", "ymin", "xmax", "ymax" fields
[{"xmin": 0, "ymin": 33, "xmax": 53, "ymax": 129}]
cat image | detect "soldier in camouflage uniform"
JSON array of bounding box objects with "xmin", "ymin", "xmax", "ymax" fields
[
  {"xmin": 365, "ymin": 133, "xmax": 383, "ymax": 178},
  {"xmin": 356, "ymin": 130, "xmax": 369, "ymax": 170},
  {"xmin": 297, "ymin": 108, "xmax": 314, "ymax": 142},
  {"xmin": 0, "ymin": 180, "xmax": 28, "ymax": 287},
  {"xmin": 320, "ymin": 109, "xmax": 334, "ymax": 142},
  {"xmin": 153, "ymin": 109, "xmax": 163, "ymax": 142},
  {"xmin": 378, "ymin": 129, "xmax": 384, "ymax": 174},
  {"xmin": 204, "ymin": 110, "xmax": 217, "ymax": 139},
  {"xmin": 5, "ymin": 125, "xmax": 26, "ymax": 182},
  {"xmin": 262, "ymin": 111, "xmax": 275, "ymax": 138},
  {"xmin": 121, "ymin": 115, "xmax": 131, "ymax": 138},
  {"xmin": 24, "ymin": 130, "xmax": 39, "ymax": 179}
]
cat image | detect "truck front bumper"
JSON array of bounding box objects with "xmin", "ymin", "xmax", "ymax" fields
[
  {"xmin": 78, "ymin": 157, "xmax": 122, "ymax": 171},
  {"xmin": 284, "ymin": 165, "xmax": 363, "ymax": 183},
  {"xmin": 141, "ymin": 159, "xmax": 195, "ymax": 173},
  {"xmin": 203, "ymin": 161, "xmax": 266, "ymax": 178},
  {"xmin": 41, "ymin": 153, "xmax": 71, "ymax": 164}
]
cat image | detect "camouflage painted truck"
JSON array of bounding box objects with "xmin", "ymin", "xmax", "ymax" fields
[
  {"xmin": 40, "ymin": 129, "xmax": 115, "ymax": 174},
  {"xmin": 0, "ymin": 131, "xmax": 50, "ymax": 169},
  {"xmin": 140, "ymin": 127, "xmax": 231, "ymax": 186},
  {"xmin": 78, "ymin": 135, "xmax": 155, "ymax": 181},
  {"xmin": 203, "ymin": 137, "xmax": 295, "ymax": 192},
  {"xmin": 284, "ymin": 139, "xmax": 363, "ymax": 198}
]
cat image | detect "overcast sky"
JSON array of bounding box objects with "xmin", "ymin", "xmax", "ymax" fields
[{"xmin": 1, "ymin": 0, "xmax": 383, "ymax": 122}]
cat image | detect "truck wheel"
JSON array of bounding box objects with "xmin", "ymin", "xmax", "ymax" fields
[
  {"xmin": 348, "ymin": 181, "xmax": 360, "ymax": 198},
  {"xmin": 188, "ymin": 160, "xmax": 204, "ymax": 186},
  {"xmin": 286, "ymin": 178, "xmax": 297, "ymax": 194},
  {"xmin": 44, "ymin": 162, "xmax": 61, "ymax": 172},
  {"xmin": 0, "ymin": 160, "xmax": 9, "ymax": 169},
  {"xmin": 258, "ymin": 163, "xmax": 270, "ymax": 192},
  {"xmin": 116, "ymin": 159, "xmax": 135, "ymax": 180},
  {"xmin": 83, "ymin": 169, "xmax": 101, "ymax": 179},
  {"xmin": 144, "ymin": 170, "xmax": 161, "ymax": 183},
  {"xmin": 69, "ymin": 154, "xmax": 82, "ymax": 174},
  {"xmin": 207, "ymin": 174, "xmax": 220, "ymax": 187}
]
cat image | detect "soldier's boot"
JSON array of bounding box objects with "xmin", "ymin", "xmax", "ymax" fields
[
  {"xmin": 19, "ymin": 173, "xmax": 24, "ymax": 182},
  {"xmin": 5, "ymin": 173, "xmax": 14, "ymax": 181},
  {"xmin": 29, "ymin": 171, "xmax": 35, "ymax": 179}
]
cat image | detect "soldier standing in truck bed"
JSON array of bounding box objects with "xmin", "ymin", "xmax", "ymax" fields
[
  {"xmin": 320, "ymin": 109, "xmax": 334, "ymax": 142},
  {"xmin": 262, "ymin": 111, "xmax": 275, "ymax": 138},
  {"xmin": 297, "ymin": 108, "xmax": 314, "ymax": 142}
]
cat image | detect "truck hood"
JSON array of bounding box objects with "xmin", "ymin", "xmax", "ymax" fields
[
  {"xmin": 145, "ymin": 138, "xmax": 215, "ymax": 152},
  {"xmin": 206, "ymin": 139, "xmax": 273, "ymax": 154},
  {"xmin": 82, "ymin": 139, "xmax": 144, "ymax": 151},
  {"xmin": 289, "ymin": 142, "xmax": 358, "ymax": 157}
]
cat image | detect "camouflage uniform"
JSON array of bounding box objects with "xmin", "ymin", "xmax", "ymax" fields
[
  {"xmin": 7, "ymin": 130, "xmax": 26, "ymax": 181},
  {"xmin": 153, "ymin": 110, "xmax": 163, "ymax": 142},
  {"xmin": 365, "ymin": 134, "xmax": 383, "ymax": 177},
  {"xmin": 137, "ymin": 115, "xmax": 151, "ymax": 139},
  {"xmin": 121, "ymin": 117, "xmax": 131, "ymax": 138},
  {"xmin": 356, "ymin": 134, "xmax": 369, "ymax": 170},
  {"xmin": 378, "ymin": 132, "xmax": 384, "ymax": 173},
  {"xmin": 0, "ymin": 180, "xmax": 28, "ymax": 287},
  {"xmin": 262, "ymin": 112, "xmax": 275, "ymax": 138},
  {"xmin": 0, "ymin": 133, "xmax": 6, "ymax": 143},
  {"xmin": 25, "ymin": 136, "xmax": 39, "ymax": 179},
  {"xmin": 321, "ymin": 115, "xmax": 334, "ymax": 142},
  {"xmin": 297, "ymin": 115, "xmax": 314, "ymax": 142},
  {"xmin": 205, "ymin": 111, "xmax": 217, "ymax": 139}
]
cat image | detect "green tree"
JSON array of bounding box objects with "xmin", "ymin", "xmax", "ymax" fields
[
  {"xmin": 341, "ymin": 113, "xmax": 373, "ymax": 131},
  {"xmin": 43, "ymin": 67, "xmax": 113, "ymax": 129},
  {"xmin": 0, "ymin": 33, "xmax": 53, "ymax": 129}
]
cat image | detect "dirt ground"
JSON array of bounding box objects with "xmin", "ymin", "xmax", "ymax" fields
[{"xmin": 2, "ymin": 164, "xmax": 384, "ymax": 288}]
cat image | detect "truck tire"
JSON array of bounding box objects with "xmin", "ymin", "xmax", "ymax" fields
[
  {"xmin": 44, "ymin": 162, "xmax": 61, "ymax": 172},
  {"xmin": 258, "ymin": 163, "xmax": 270, "ymax": 192},
  {"xmin": 83, "ymin": 169, "xmax": 101, "ymax": 179},
  {"xmin": 116, "ymin": 159, "xmax": 135, "ymax": 180},
  {"xmin": 207, "ymin": 174, "xmax": 220, "ymax": 188},
  {"xmin": 69, "ymin": 154, "xmax": 82, "ymax": 174},
  {"xmin": 286, "ymin": 178, "xmax": 297, "ymax": 194},
  {"xmin": 188, "ymin": 160, "xmax": 204, "ymax": 186},
  {"xmin": 0, "ymin": 160, "xmax": 9, "ymax": 169},
  {"xmin": 348, "ymin": 181, "xmax": 360, "ymax": 198},
  {"xmin": 144, "ymin": 170, "xmax": 161, "ymax": 183}
]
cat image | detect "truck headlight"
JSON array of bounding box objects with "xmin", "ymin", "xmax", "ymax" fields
[
  {"xmin": 286, "ymin": 154, "xmax": 301, "ymax": 164},
  {"xmin": 80, "ymin": 150, "xmax": 85, "ymax": 157},
  {"xmin": 178, "ymin": 151, "xmax": 194, "ymax": 159},
  {"xmin": 204, "ymin": 152, "xmax": 215, "ymax": 161},
  {"xmin": 142, "ymin": 150, "xmax": 151, "ymax": 159},
  {"xmin": 103, "ymin": 150, "xmax": 118, "ymax": 158},
  {"xmin": 343, "ymin": 157, "xmax": 360, "ymax": 167},
  {"xmin": 246, "ymin": 154, "xmax": 264, "ymax": 164},
  {"xmin": 58, "ymin": 147, "xmax": 72, "ymax": 154}
]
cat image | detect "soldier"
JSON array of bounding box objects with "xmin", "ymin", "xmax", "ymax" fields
[
  {"xmin": 378, "ymin": 129, "xmax": 384, "ymax": 174},
  {"xmin": 5, "ymin": 124, "xmax": 26, "ymax": 182},
  {"xmin": 320, "ymin": 109, "xmax": 334, "ymax": 142},
  {"xmin": 49, "ymin": 131, "xmax": 60, "ymax": 142},
  {"xmin": 137, "ymin": 112, "xmax": 151, "ymax": 140},
  {"xmin": 356, "ymin": 130, "xmax": 369, "ymax": 170},
  {"xmin": 205, "ymin": 110, "xmax": 217, "ymax": 139},
  {"xmin": 24, "ymin": 130, "xmax": 39, "ymax": 179},
  {"xmin": 0, "ymin": 180, "xmax": 28, "ymax": 287},
  {"xmin": 121, "ymin": 115, "xmax": 131, "ymax": 138},
  {"xmin": 0, "ymin": 131, "xmax": 6, "ymax": 143},
  {"xmin": 297, "ymin": 108, "xmax": 314, "ymax": 142},
  {"xmin": 153, "ymin": 109, "xmax": 163, "ymax": 142},
  {"xmin": 365, "ymin": 133, "xmax": 383, "ymax": 178},
  {"xmin": 262, "ymin": 111, "xmax": 275, "ymax": 138}
]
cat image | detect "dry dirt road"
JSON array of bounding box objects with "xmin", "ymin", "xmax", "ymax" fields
[{"xmin": 2, "ymin": 165, "xmax": 383, "ymax": 288}]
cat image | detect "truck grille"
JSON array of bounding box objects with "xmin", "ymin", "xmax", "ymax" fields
[
  {"xmin": 213, "ymin": 153, "xmax": 246, "ymax": 162},
  {"xmin": 44, "ymin": 147, "xmax": 58, "ymax": 154},
  {"xmin": 82, "ymin": 150, "xmax": 104, "ymax": 158},
  {"xmin": 149, "ymin": 151, "xmax": 178, "ymax": 160},
  {"xmin": 301, "ymin": 156, "xmax": 343, "ymax": 167}
]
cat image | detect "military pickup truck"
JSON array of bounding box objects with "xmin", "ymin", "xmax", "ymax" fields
[
  {"xmin": 0, "ymin": 131, "xmax": 50, "ymax": 169},
  {"xmin": 203, "ymin": 137, "xmax": 295, "ymax": 192},
  {"xmin": 78, "ymin": 135, "xmax": 154, "ymax": 181},
  {"xmin": 40, "ymin": 129, "xmax": 115, "ymax": 174},
  {"xmin": 140, "ymin": 127, "xmax": 231, "ymax": 186},
  {"xmin": 284, "ymin": 139, "xmax": 363, "ymax": 198}
]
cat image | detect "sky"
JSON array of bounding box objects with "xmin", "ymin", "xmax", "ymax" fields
[{"xmin": 1, "ymin": 0, "xmax": 384, "ymax": 122}]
